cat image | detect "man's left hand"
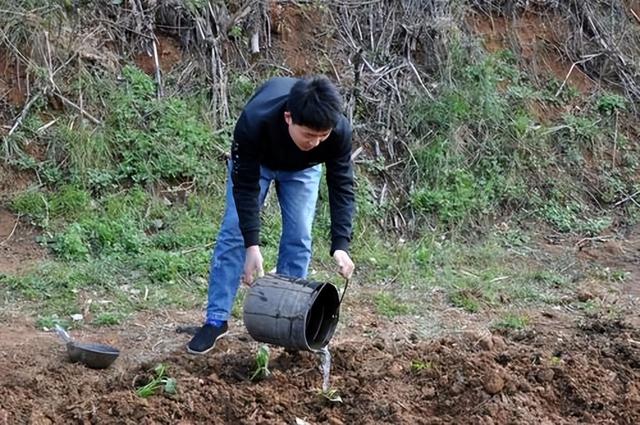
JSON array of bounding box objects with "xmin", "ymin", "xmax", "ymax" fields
[{"xmin": 333, "ymin": 250, "xmax": 354, "ymax": 279}]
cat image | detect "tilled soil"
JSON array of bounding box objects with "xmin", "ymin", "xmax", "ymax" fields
[{"xmin": 1, "ymin": 315, "xmax": 638, "ymax": 425}]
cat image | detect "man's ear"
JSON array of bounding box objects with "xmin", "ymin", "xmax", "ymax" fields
[{"xmin": 284, "ymin": 111, "xmax": 292, "ymax": 126}]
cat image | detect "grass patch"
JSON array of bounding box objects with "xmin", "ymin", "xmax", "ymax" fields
[
  {"xmin": 540, "ymin": 201, "xmax": 612, "ymax": 235},
  {"xmin": 93, "ymin": 312, "xmax": 125, "ymax": 326},
  {"xmin": 373, "ymin": 292, "xmax": 410, "ymax": 318},
  {"xmin": 492, "ymin": 313, "xmax": 530, "ymax": 330},
  {"xmin": 450, "ymin": 289, "xmax": 482, "ymax": 313}
]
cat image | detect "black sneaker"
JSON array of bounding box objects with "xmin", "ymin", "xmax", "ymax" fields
[{"xmin": 187, "ymin": 322, "xmax": 228, "ymax": 355}]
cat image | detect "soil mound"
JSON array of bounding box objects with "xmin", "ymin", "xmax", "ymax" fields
[{"xmin": 1, "ymin": 317, "xmax": 638, "ymax": 424}]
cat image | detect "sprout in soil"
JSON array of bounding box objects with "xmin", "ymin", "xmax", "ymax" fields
[
  {"xmin": 250, "ymin": 345, "xmax": 271, "ymax": 381},
  {"xmin": 317, "ymin": 388, "xmax": 343, "ymax": 403},
  {"xmin": 136, "ymin": 363, "xmax": 177, "ymax": 397},
  {"xmin": 410, "ymin": 359, "xmax": 433, "ymax": 373}
]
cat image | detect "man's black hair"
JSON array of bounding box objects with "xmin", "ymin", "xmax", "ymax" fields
[{"xmin": 286, "ymin": 76, "xmax": 343, "ymax": 131}]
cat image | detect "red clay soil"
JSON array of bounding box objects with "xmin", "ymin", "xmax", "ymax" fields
[
  {"xmin": 0, "ymin": 313, "xmax": 638, "ymax": 425},
  {"xmin": 134, "ymin": 35, "xmax": 183, "ymax": 76},
  {"xmin": 468, "ymin": 12, "xmax": 595, "ymax": 94},
  {"xmin": 468, "ymin": 11, "xmax": 596, "ymax": 124},
  {"xmin": 269, "ymin": 2, "xmax": 329, "ymax": 76}
]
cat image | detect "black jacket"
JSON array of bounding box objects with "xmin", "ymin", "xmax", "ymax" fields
[{"xmin": 231, "ymin": 77, "xmax": 354, "ymax": 255}]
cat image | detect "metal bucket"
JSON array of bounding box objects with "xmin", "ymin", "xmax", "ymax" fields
[{"xmin": 243, "ymin": 274, "xmax": 340, "ymax": 351}]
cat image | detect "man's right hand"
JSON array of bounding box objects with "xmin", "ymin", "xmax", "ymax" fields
[{"xmin": 242, "ymin": 245, "xmax": 264, "ymax": 286}]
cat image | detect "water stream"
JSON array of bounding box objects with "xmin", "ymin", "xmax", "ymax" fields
[{"xmin": 317, "ymin": 345, "xmax": 331, "ymax": 392}]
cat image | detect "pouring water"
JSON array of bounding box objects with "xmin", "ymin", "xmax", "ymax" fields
[{"xmin": 317, "ymin": 345, "xmax": 331, "ymax": 392}]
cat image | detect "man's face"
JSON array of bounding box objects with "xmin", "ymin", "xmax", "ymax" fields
[{"xmin": 284, "ymin": 111, "xmax": 332, "ymax": 151}]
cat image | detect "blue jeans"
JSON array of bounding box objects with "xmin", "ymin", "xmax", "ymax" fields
[{"xmin": 205, "ymin": 162, "xmax": 322, "ymax": 322}]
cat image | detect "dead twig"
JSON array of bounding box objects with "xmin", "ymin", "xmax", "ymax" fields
[
  {"xmin": 406, "ymin": 57, "xmax": 433, "ymax": 99},
  {"xmin": 53, "ymin": 92, "xmax": 101, "ymax": 125},
  {"xmin": 614, "ymin": 191, "xmax": 640, "ymax": 207},
  {"xmin": 554, "ymin": 54, "xmax": 601, "ymax": 98},
  {"xmin": 7, "ymin": 94, "xmax": 41, "ymax": 138},
  {"xmin": 0, "ymin": 215, "xmax": 20, "ymax": 246},
  {"xmin": 152, "ymin": 38, "xmax": 164, "ymax": 98}
]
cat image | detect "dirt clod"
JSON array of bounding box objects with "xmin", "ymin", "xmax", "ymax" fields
[
  {"xmin": 479, "ymin": 335, "xmax": 494, "ymax": 351},
  {"xmin": 536, "ymin": 368, "xmax": 555, "ymax": 383},
  {"xmin": 483, "ymin": 373, "xmax": 505, "ymax": 395}
]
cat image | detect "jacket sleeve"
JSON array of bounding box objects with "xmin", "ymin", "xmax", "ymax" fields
[
  {"xmin": 231, "ymin": 113, "xmax": 261, "ymax": 248},
  {"xmin": 325, "ymin": 125, "xmax": 355, "ymax": 256}
]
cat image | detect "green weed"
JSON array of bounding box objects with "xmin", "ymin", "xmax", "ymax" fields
[
  {"xmin": 373, "ymin": 292, "xmax": 410, "ymax": 318},
  {"xmin": 136, "ymin": 364, "xmax": 177, "ymax": 397},
  {"xmin": 410, "ymin": 359, "xmax": 433, "ymax": 372},
  {"xmin": 318, "ymin": 388, "xmax": 343, "ymax": 403},
  {"xmin": 549, "ymin": 356, "xmax": 562, "ymax": 367},
  {"xmin": 250, "ymin": 345, "xmax": 271, "ymax": 381},
  {"xmin": 49, "ymin": 186, "xmax": 91, "ymax": 219},
  {"xmin": 49, "ymin": 223, "xmax": 90, "ymax": 261},
  {"xmin": 577, "ymin": 299, "xmax": 599, "ymax": 316},
  {"xmin": 591, "ymin": 266, "xmax": 628, "ymax": 283},
  {"xmin": 450, "ymin": 289, "xmax": 481, "ymax": 313},
  {"xmin": 35, "ymin": 314, "xmax": 68, "ymax": 330},
  {"xmin": 493, "ymin": 313, "xmax": 530, "ymax": 330},
  {"xmin": 11, "ymin": 190, "xmax": 49, "ymax": 226},
  {"xmin": 540, "ymin": 201, "xmax": 611, "ymax": 235},
  {"xmin": 596, "ymin": 93, "xmax": 626, "ymax": 115},
  {"xmin": 94, "ymin": 312, "xmax": 124, "ymax": 326}
]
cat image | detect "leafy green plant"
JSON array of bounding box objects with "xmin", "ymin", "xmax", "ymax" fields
[
  {"xmin": 136, "ymin": 364, "xmax": 177, "ymax": 397},
  {"xmin": 540, "ymin": 201, "xmax": 611, "ymax": 235},
  {"xmin": 318, "ymin": 388, "xmax": 343, "ymax": 403},
  {"xmin": 596, "ymin": 93, "xmax": 626, "ymax": 115},
  {"xmin": 549, "ymin": 356, "xmax": 562, "ymax": 367},
  {"xmin": 50, "ymin": 223, "xmax": 90, "ymax": 261},
  {"xmin": 250, "ymin": 345, "xmax": 271, "ymax": 381},
  {"xmin": 410, "ymin": 359, "xmax": 433, "ymax": 372},
  {"xmin": 562, "ymin": 114, "xmax": 600, "ymax": 142},
  {"xmin": 577, "ymin": 299, "xmax": 599, "ymax": 316}
]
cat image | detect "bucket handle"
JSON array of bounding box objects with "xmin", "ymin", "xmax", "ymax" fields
[{"xmin": 338, "ymin": 278, "xmax": 350, "ymax": 307}]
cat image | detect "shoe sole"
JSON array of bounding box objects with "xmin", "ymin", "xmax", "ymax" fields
[{"xmin": 186, "ymin": 330, "xmax": 229, "ymax": 355}]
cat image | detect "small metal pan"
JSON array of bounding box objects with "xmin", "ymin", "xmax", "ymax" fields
[{"xmin": 55, "ymin": 325, "xmax": 120, "ymax": 369}]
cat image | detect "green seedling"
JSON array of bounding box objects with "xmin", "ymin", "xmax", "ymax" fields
[
  {"xmin": 549, "ymin": 356, "xmax": 562, "ymax": 367},
  {"xmin": 411, "ymin": 359, "xmax": 433, "ymax": 372},
  {"xmin": 250, "ymin": 345, "xmax": 271, "ymax": 381},
  {"xmin": 318, "ymin": 388, "xmax": 343, "ymax": 403},
  {"xmin": 136, "ymin": 363, "xmax": 177, "ymax": 397}
]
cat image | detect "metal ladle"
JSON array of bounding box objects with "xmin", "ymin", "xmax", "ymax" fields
[{"xmin": 54, "ymin": 325, "xmax": 120, "ymax": 369}]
